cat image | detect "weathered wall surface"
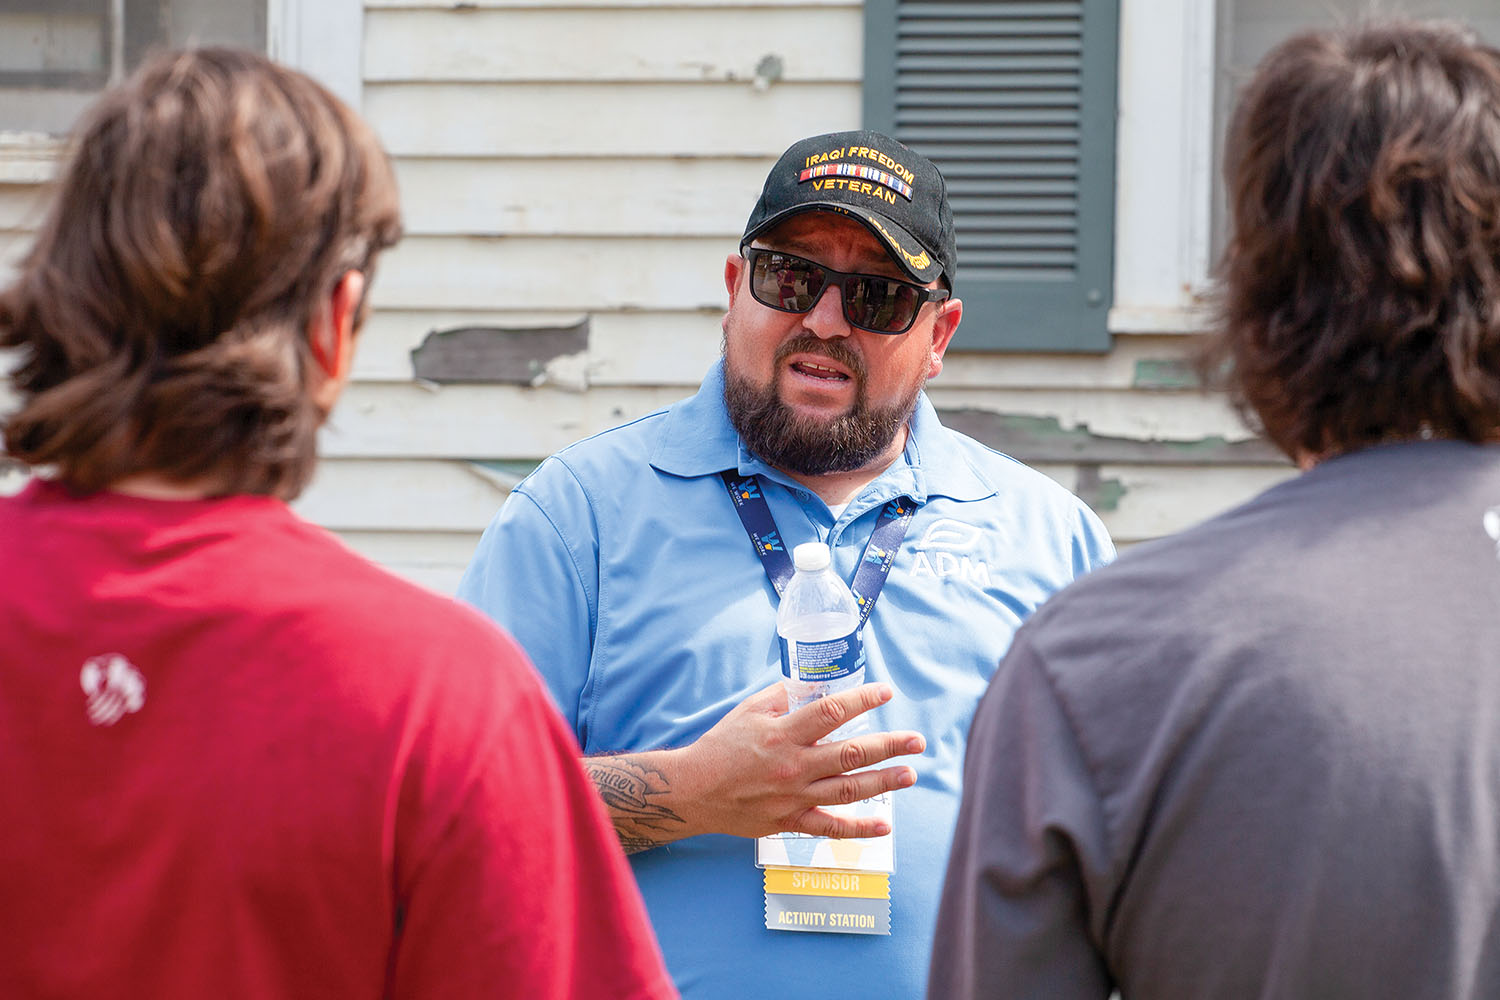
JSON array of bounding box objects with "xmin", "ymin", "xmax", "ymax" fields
[{"xmin": 0, "ymin": 1, "xmax": 1294, "ymax": 594}]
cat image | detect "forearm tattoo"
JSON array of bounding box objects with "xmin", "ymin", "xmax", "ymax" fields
[{"xmin": 585, "ymin": 756, "xmax": 686, "ymax": 854}]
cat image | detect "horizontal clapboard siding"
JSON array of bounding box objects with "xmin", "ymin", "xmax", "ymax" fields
[
  {"xmin": 393, "ymin": 158, "xmax": 776, "ymax": 237},
  {"xmin": 317, "ymin": 383, "xmax": 1258, "ymax": 461},
  {"xmin": 370, "ymin": 236, "xmax": 730, "ymax": 311},
  {"xmin": 327, "ymin": 529, "xmax": 488, "ymax": 596},
  {"xmin": 364, "ymin": 7, "xmax": 861, "ymax": 81},
  {"xmin": 0, "ymin": 1, "xmax": 1291, "ymax": 598},
  {"xmin": 364, "ymin": 83, "xmax": 861, "ymax": 157},
  {"xmin": 365, "ymin": 0, "xmax": 859, "ymax": 6},
  {"xmin": 354, "ymin": 305, "xmax": 1206, "ymax": 389}
]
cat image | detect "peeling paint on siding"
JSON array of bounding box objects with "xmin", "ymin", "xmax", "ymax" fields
[
  {"xmin": 937, "ymin": 410, "xmax": 1287, "ymax": 465},
  {"xmin": 410, "ymin": 320, "xmax": 589, "ymax": 385},
  {"xmin": 1075, "ymin": 464, "xmax": 1127, "ymax": 512},
  {"xmin": 1131, "ymin": 359, "xmax": 1200, "ymax": 390}
]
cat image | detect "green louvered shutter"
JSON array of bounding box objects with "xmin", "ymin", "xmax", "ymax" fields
[{"xmin": 864, "ymin": 0, "xmax": 1118, "ymax": 351}]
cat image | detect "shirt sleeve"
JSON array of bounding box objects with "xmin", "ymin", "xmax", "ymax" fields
[
  {"xmin": 928, "ymin": 628, "xmax": 1115, "ymax": 1000},
  {"xmin": 1074, "ymin": 500, "xmax": 1117, "ymax": 577},
  {"xmin": 456, "ymin": 461, "xmax": 598, "ymax": 739},
  {"xmin": 388, "ymin": 625, "xmax": 676, "ymax": 1000}
]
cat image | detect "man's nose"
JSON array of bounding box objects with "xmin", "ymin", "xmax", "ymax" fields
[{"xmin": 803, "ymin": 280, "xmax": 853, "ymax": 339}]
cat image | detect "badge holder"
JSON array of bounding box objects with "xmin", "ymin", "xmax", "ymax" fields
[{"xmin": 756, "ymin": 793, "xmax": 894, "ymax": 935}]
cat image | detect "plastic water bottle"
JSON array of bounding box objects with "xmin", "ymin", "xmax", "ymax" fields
[{"xmin": 777, "ymin": 541, "xmax": 866, "ymax": 738}]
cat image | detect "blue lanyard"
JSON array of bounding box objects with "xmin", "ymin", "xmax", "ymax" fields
[{"xmin": 720, "ymin": 471, "xmax": 916, "ymax": 627}]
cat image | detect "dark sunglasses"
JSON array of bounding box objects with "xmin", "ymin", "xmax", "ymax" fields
[{"xmin": 741, "ymin": 245, "xmax": 950, "ymax": 335}]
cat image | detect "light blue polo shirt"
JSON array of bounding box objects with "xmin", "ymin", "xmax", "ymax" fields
[{"xmin": 458, "ymin": 360, "xmax": 1114, "ymax": 1000}]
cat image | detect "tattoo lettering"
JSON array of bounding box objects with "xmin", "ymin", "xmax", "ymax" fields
[{"xmin": 585, "ymin": 756, "xmax": 686, "ymax": 854}]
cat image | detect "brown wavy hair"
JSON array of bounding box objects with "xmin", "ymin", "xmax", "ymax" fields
[
  {"xmin": 0, "ymin": 47, "xmax": 401, "ymax": 498},
  {"xmin": 1208, "ymin": 19, "xmax": 1500, "ymax": 459}
]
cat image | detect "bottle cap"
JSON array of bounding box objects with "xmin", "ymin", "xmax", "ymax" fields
[{"xmin": 792, "ymin": 541, "xmax": 832, "ymax": 572}]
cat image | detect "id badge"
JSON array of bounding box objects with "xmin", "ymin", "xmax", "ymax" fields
[{"xmin": 755, "ymin": 796, "xmax": 893, "ymax": 936}]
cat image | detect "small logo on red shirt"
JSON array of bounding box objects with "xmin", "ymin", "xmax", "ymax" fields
[{"xmin": 80, "ymin": 653, "xmax": 146, "ymax": 726}]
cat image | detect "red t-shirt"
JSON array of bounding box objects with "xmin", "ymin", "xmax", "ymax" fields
[{"xmin": 0, "ymin": 481, "xmax": 675, "ymax": 999}]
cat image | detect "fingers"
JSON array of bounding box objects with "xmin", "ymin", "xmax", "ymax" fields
[
  {"xmin": 806, "ymin": 762, "xmax": 917, "ymax": 810},
  {"xmin": 820, "ymin": 729, "xmax": 926, "ymax": 776},
  {"xmin": 694, "ymin": 681, "xmax": 927, "ymax": 840},
  {"xmin": 790, "ymin": 764, "xmax": 917, "ymax": 839},
  {"xmin": 798, "ymin": 808, "xmax": 894, "ymax": 840},
  {"xmin": 783, "ymin": 682, "xmax": 895, "ymax": 744}
]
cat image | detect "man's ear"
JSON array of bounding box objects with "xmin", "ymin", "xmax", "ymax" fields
[
  {"xmin": 308, "ymin": 269, "xmax": 365, "ymax": 412},
  {"xmin": 926, "ymin": 296, "xmax": 962, "ymax": 380},
  {"xmin": 724, "ymin": 252, "xmax": 747, "ymax": 307}
]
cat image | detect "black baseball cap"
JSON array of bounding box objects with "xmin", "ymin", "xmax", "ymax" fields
[{"xmin": 740, "ymin": 129, "xmax": 957, "ymax": 287}]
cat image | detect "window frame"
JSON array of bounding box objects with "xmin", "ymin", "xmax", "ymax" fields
[
  {"xmin": 0, "ymin": 0, "xmax": 363, "ymax": 180},
  {"xmin": 1107, "ymin": 0, "xmax": 1219, "ymax": 335}
]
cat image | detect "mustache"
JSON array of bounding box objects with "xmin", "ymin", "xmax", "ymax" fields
[{"xmin": 773, "ymin": 334, "xmax": 865, "ymax": 380}]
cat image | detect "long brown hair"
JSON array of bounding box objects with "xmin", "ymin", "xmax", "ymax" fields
[
  {"xmin": 0, "ymin": 47, "xmax": 401, "ymax": 498},
  {"xmin": 1209, "ymin": 19, "xmax": 1500, "ymax": 459}
]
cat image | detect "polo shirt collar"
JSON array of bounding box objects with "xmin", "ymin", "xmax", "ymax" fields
[
  {"xmin": 650, "ymin": 359, "xmax": 994, "ymax": 504},
  {"xmin": 650, "ymin": 360, "xmax": 742, "ymax": 477}
]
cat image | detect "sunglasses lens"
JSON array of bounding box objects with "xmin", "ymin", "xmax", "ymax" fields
[
  {"xmin": 750, "ymin": 252, "xmax": 826, "ymax": 312},
  {"xmin": 846, "ymin": 277, "xmax": 920, "ymax": 333},
  {"xmin": 747, "ymin": 249, "xmax": 925, "ymax": 334}
]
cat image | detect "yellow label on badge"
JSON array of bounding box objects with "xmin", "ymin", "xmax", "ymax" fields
[{"xmin": 764, "ymin": 867, "xmax": 890, "ymax": 899}]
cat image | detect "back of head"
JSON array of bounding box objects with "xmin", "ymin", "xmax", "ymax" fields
[
  {"xmin": 1213, "ymin": 18, "xmax": 1500, "ymax": 460},
  {"xmin": 0, "ymin": 47, "xmax": 402, "ymax": 499}
]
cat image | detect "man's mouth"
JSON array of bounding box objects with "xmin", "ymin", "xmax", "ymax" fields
[{"xmin": 790, "ymin": 359, "xmax": 851, "ymax": 382}]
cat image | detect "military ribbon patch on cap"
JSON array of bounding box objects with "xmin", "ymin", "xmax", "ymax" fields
[{"xmin": 797, "ymin": 162, "xmax": 915, "ymax": 202}]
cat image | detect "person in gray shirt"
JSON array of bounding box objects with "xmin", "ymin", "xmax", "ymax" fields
[{"xmin": 929, "ymin": 17, "xmax": 1500, "ymax": 1000}]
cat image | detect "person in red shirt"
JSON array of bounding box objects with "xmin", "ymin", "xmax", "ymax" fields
[{"xmin": 0, "ymin": 46, "xmax": 674, "ymax": 1000}]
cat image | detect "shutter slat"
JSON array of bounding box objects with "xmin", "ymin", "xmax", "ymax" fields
[
  {"xmin": 897, "ymin": 91, "xmax": 1078, "ymax": 109},
  {"xmin": 947, "ymin": 177, "xmax": 1078, "ymax": 194},
  {"xmin": 897, "ymin": 55, "xmax": 1080, "ymax": 72},
  {"xmin": 910, "ymin": 143, "xmax": 1076, "ymax": 162},
  {"xmin": 901, "ymin": 20, "xmax": 1082, "ymax": 37},
  {"xmin": 941, "ymin": 160, "xmax": 1078, "ymax": 179},
  {"xmin": 899, "ymin": 107, "xmax": 1080, "ymax": 125},
  {"xmin": 894, "ymin": 71, "xmax": 1078, "ymax": 90},
  {"xmin": 958, "ymin": 227, "xmax": 1078, "ymax": 245},
  {"xmin": 902, "ymin": 3, "xmax": 1081, "ymax": 16},
  {"xmin": 951, "ymin": 198, "xmax": 1078, "ymax": 217},
  {"xmin": 962, "ymin": 248, "xmax": 1077, "ymax": 267},
  {"xmin": 897, "ymin": 125, "xmax": 1080, "ymax": 144},
  {"xmin": 897, "ymin": 36, "xmax": 1081, "ymax": 55}
]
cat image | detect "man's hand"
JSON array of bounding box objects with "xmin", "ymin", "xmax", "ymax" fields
[{"xmin": 585, "ymin": 682, "xmax": 926, "ymax": 852}]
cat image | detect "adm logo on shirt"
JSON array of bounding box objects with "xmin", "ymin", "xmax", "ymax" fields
[
  {"xmin": 910, "ymin": 519, "xmax": 991, "ymax": 586},
  {"xmin": 80, "ymin": 653, "xmax": 146, "ymax": 726}
]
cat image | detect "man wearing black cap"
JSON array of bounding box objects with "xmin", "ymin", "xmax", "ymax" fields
[{"xmin": 458, "ymin": 129, "xmax": 1114, "ymax": 998}]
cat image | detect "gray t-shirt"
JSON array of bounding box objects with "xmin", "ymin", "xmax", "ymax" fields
[{"xmin": 931, "ymin": 440, "xmax": 1500, "ymax": 999}]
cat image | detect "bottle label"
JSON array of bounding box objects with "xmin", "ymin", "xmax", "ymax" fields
[{"xmin": 779, "ymin": 627, "xmax": 864, "ymax": 682}]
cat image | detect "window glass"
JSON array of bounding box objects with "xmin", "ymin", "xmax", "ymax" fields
[
  {"xmin": 0, "ymin": 0, "xmax": 265, "ymax": 135},
  {"xmin": 1211, "ymin": 0, "xmax": 1500, "ymax": 254}
]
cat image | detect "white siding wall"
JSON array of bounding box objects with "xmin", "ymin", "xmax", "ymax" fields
[
  {"xmin": 0, "ymin": 1, "xmax": 1295, "ymax": 596},
  {"xmin": 345, "ymin": 0, "xmax": 1291, "ymax": 591}
]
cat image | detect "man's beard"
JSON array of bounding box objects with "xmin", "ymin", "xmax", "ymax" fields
[{"xmin": 723, "ymin": 334, "xmax": 924, "ymax": 476}]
